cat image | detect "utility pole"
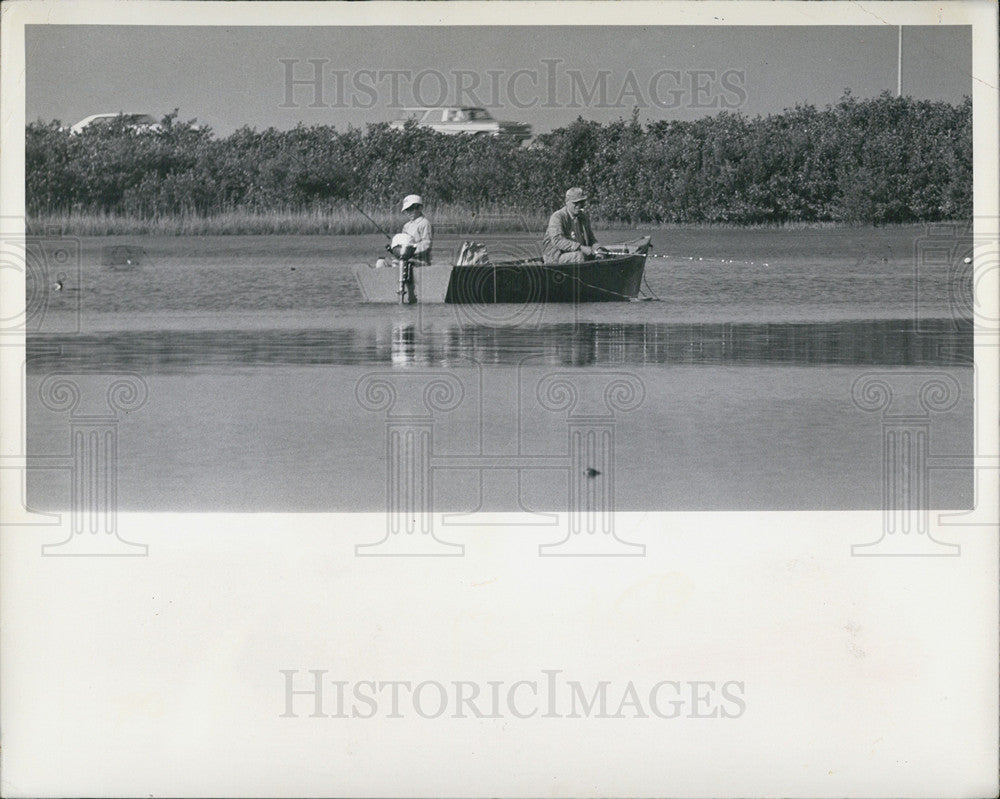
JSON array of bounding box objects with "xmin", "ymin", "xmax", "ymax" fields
[{"xmin": 897, "ymin": 26, "xmax": 903, "ymax": 96}]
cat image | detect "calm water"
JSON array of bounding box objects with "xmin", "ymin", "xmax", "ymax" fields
[
  {"xmin": 29, "ymin": 228, "xmax": 969, "ymax": 322},
  {"xmin": 25, "ymin": 229, "xmax": 974, "ymax": 511},
  {"xmin": 28, "ymin": 319, "xmax": 970, "ymax": 372}
]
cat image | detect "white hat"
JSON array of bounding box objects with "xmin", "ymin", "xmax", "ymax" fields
[{"xmin": 401, "ymin": 194, "xmax": 423, "ymax": 211}]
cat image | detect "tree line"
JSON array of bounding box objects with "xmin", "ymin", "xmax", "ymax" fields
[{"xmin": 26, "ymin": 91, "xmax": 971, "ymax": 227}]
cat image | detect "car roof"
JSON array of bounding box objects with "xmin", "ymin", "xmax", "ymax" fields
[
  {"xmin": 398, "ymin": 106, "xmax": 488, "ymax": 112},
  {"xmin": 77, "ymin": 113, "xmax": 154, "ymax": 121}
]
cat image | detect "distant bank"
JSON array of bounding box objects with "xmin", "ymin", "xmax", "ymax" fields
[{"xmin": 27, "ymin": 92, "xmax": 970, "ymax": 234}]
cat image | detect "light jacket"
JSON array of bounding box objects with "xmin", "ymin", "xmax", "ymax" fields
[
  {"xmin": 402, "ymin": 216, "xmax": 432, "ymax": 264},
  {"xmin": 543, "ymin": 206, "xmax": 596, "ymax": 263}
]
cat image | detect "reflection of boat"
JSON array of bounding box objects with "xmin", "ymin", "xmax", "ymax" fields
[
  {"xmin": 354, "ymin": 237, "xmax": 651, "ymax": 304},
  {"xmin": 27, "ymin": 318, "xmax": 973, "ymax": 373}
]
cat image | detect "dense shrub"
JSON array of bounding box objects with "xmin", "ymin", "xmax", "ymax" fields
[{"xmin": 26, "ymin": 93, "xmax": 971, "ymax": 226}]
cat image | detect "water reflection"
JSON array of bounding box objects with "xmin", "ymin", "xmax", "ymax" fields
[{"xmin": 28, "ymin": 318, "xmax": 970, "ymax": 374}]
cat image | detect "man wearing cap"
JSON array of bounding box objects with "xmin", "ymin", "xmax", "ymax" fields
[
  {"xmin": 401, "ymin": 194, "xmax": 432, "ymax": 265},
  {"xmin": 543, "ymin": 187, "xmax": 604, "ymax": 264}
]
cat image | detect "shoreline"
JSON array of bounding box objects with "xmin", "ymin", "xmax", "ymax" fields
[{"xmin": 26, "ymin": 211, "xmax": 968, "ymax": 237}]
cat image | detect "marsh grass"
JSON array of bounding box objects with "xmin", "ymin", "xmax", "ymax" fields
[
  {"xmin": 28, "ymin": 207, "xmax": 923, "ymax": 237},
  {"xmin": 28, "ymin": 205, "xmax": 553, "ymax": 237}
]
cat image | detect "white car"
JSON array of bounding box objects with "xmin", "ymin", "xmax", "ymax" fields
[
  {"xmin": 70, "ymin": 113, "xmax": 162, "ymax": 135},
  {"xmin": 389, "ymin": 107, "xmax": 532, "ymax": 142}
]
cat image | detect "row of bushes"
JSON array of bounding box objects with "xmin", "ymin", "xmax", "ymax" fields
[{"xmin": 26, "ymin": 92, "xmax": 971, "ymax": 227}]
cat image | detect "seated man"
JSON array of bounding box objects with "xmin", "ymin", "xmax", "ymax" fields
[{"xmin": 542, "ymin": 187, "xmax": 605, "ymax": 264}]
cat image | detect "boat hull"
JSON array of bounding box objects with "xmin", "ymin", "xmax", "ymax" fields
[
  {"xmin": 354, "ymin": 263, "xmax": 453, "ymax": 304},
  {"xmin": 354, "ymin": 254, "xmax": 646, "ymax": 304}
]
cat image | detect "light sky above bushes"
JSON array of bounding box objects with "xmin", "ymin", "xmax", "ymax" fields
[{"xmin": 26, "ymin": 25, "xmax": 971, "ymax": 136}]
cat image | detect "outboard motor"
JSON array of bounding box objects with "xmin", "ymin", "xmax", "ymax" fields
[
  {"xmin": 389, "ymin": 233, "xmax": 417, "ymax": 304},
  {"xmin": 390, "ymin": 233, "xmax": 416, "ymax": 260}
]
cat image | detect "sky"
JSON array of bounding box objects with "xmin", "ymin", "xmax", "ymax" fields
[{"xmin": 25, "ymin": 25, "xmax": 972, "ymax": 136}]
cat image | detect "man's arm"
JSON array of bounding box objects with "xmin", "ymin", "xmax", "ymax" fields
[
  {"xmin": 580, "ymin": 212, "xmax": 600, "ymax": 249},
  {"xmin": 544, "ymin": 211, "xmax": 580, "ymax": 252}
]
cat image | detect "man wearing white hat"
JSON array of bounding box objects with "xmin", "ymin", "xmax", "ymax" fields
[
  {"xmin": 401, "ymin": 194, "xmax": 432, "ymax": 265},
  {"xmin": 542, "ymin": 187, "xmax": 604, "ymax": 264}
]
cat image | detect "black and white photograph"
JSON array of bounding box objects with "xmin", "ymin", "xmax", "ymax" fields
[{"xmin": 1, "ymin": 1, "xmax": 997, "ymax": 796}]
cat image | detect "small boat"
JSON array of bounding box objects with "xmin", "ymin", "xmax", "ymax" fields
[{"xmin": 354, "ymin": 237, "xmax": 651, "ymax": 304}]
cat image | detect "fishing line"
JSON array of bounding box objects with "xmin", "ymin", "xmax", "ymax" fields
[
  {"xmin": 532, "ymin": 263, "xmax": 654, "ymax": 301},
  {"xmin": 478, "ymin": 254, "xmax": 663, "ymax": 301},
  {"xmin": 640, "ymin": 274, "xmax": 662, "ymax": 301}
]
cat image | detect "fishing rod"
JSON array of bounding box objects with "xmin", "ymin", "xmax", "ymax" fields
[{"xmin": 344, "ymin": 196, "xmax": 393, "ymax": 242}]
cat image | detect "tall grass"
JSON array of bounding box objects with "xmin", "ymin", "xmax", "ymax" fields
[
  {"xmin": 27, "ymin": 208, "xmax": 937, "ymax": 237},
  {"xmin": 28, "ymin": 205, "xmax": 551, "ymax": 237}
]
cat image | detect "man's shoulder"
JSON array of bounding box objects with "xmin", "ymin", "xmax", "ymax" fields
[{"xmin": 548, "ymin": 207, "xmax": 569, "ymax": 223}]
